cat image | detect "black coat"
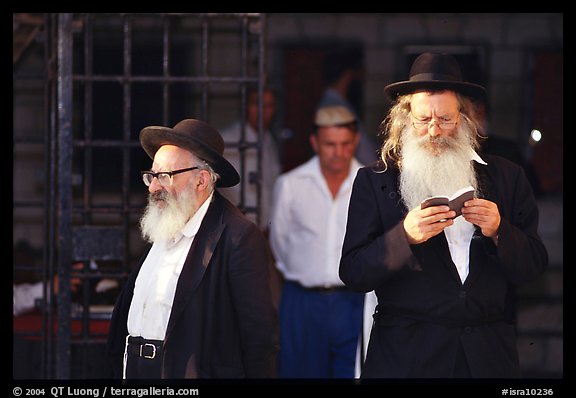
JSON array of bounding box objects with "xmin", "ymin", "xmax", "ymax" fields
[
  {"xmin": 107, "ymin": 192, "xmax": 279, "ymax": 378},
  {"xmin": 339, "ymin": 154, "xmax": 548, "ymax": 378}
]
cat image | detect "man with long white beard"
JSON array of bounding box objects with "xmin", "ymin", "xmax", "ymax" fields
[
  {"xmin": 107, "ymin": 118, "xmax": 279, "ymax": 379},
  {"xmin": 339, "ymin": 53, "xmax": 548, "ymax": 378}
]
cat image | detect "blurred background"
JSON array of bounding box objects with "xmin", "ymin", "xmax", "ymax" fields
[{"xmin": 13, "ymin": 13, "xmax": 562, "ymax": 379}]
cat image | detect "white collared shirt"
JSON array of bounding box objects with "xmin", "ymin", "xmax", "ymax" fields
[
  {"xmin": 270, "ymin": 156, "xmax": 363, "ymax": 287},
  {"xmin": 127, "ymin": 192, "xmax": 213, "ymax": 340},
  {"xmin": 443, "ymin": 151, "xmax": 488, "ymax": 283}
]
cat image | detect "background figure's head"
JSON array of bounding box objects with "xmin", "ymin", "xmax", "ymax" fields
[
  {"xmin": 311, "ymin": 105, "xmax": 360, "ymax": 175},
  {"xmin": 322, "ymin": 47, "xmax": 364, "ymax": 107},
  {"xmin": 247, "ymin": 87, "xmax": 277, "ymax": 131},
  {"xmin": 471, "ymin": 96, "xmax": 490, "ymax": 137}
]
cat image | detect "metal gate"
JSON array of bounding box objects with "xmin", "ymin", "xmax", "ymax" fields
[{"xmin": 13, "ymin": 12, "xmax": 267, "ymax": 379}]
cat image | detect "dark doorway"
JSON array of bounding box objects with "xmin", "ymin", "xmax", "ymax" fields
[{"xmin": 281, "ymin": 43, "xmax": 364, "ymax": 172}]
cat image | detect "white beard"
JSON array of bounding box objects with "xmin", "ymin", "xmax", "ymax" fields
[
  {"xmin": 399, "ymin": 125, "xmax": 478, "ymax": 211},
  {"xmin": 139, "ymin": 185, "xmax": 199, "ymax": 243}
]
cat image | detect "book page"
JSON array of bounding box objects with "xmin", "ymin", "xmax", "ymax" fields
[
  {"xmin": 449, "ymin": 187, "xmax": 475, "ymax": 216},
  {"xmin": 420, "ymin": 186, "xmax": 475, "ymax": 217}
]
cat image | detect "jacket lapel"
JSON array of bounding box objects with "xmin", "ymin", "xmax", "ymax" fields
[
  {"xmin": 430, "ymin": 232, "xmax": 463, "ymax": 284},
  {"xmin": 164, "ymin": 194, "xmax": 226, "ymax": 341},
  {"xmin": 464, "ymin": 161, "xmax": 494, "ymax": 286}
]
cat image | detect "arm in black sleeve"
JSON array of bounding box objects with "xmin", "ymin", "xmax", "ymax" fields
[{"xmin": 339, "ymin": 167, "xmax": 417, "ymax": 292}]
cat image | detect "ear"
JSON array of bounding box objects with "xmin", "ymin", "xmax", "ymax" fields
[
  {"xmin": 195, "ymin": 169, "xmax": 210, "ymax": 191},
  {"xmin": 353, "ymin": 131, "xmax": 361, "ymax": 147},
  {"xmin": 309, "ymin": 133, "xmax": 318, "ymax": 153}
]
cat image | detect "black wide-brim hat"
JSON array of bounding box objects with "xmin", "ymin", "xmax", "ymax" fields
[
  {"xmin": 140, "ymin": 118, "xmax": 240, "ymax": 188},
  {"xmin": 384, "ymin": 52, "xmax": 486, "ymax": 101}
]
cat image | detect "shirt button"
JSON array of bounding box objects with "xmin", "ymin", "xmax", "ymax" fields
[
  {"xmin": 459, "ymin": 290, "xmax": 466, "ymax": 299},
  {"xmin": 464, "ymin": 326, "xmax": 472, "ymax": 333}
]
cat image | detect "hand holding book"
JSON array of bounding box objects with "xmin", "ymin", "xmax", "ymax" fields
[{"xmin": 420, "ymin": 186, "xmax": 475, "ymax": 218}]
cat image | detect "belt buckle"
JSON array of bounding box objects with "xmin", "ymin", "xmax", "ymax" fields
[{"xmin": 140, "ymin": 343, "xmax": 156, "ymax": 359}]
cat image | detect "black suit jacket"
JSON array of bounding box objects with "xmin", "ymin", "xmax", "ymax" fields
[
  {"xmin": 107, "ymin": 192, "xmax": 279, "ymax": 378},
  {"xmin": 339, "ymin": 154, "xmax": 548, "ymax": 378}
]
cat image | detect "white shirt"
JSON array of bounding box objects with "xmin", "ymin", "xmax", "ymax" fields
[
  {"xmin": 443, "ymin": 151, "xmax": 488, "ymax": 283},
  {"xmin": 218, "ymin": 122, "xmax": 281, "ymax": 230},
  {"xmin": 270, "ymin": 156, "xmax": 363, "ymax": 287},
  {"xmin": 13, "ymin": 282, "xmax": 44, "ymax": 316},
  {"xmin": 127, "ymin": 193, "xmax": 213, "ymax": 340}
]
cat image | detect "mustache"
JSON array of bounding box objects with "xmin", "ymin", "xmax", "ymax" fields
[
  {"xmin": 414, "ymin": 134, "xmax": 461, "ymax": 154},
  {"xmin": 417, "ymin": 134, "xmax": 452, "ymax": 146},
  {"xmin": 149, "ymin": 190, "xmax": 168, "ymax": 203}
]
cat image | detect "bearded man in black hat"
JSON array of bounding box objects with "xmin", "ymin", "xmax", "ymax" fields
[
  {"xmin": 107, "ymin": 119, "xmax": 279, "ymax": 379},
  {"xmin": 339, "ymin": 53, "xmax": 548, "ymax": 378}
]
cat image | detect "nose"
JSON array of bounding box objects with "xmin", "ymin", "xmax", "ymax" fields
[
  {"xmin": 334, "ymin": 144, "xmax": 345, "ymax": 158},
  {"xmin": 427, "ymin": 121, "xmax": 442, "ymax": 137},
  {"xmin": 148, "ymin": 176, "xmax": 162, "ymax": 193}
]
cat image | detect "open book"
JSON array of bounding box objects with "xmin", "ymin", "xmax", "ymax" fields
[{"xmin": 420, "ymin": 186, "xmax": 475, "ymax": 218}]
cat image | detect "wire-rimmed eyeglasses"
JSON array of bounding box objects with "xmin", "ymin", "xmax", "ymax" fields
[
  {"xmin": 411, "ymin": 113, "xmax": 460, "ymax": 131},
  {"xmin": 141, "ymin": 166, "xmax": 200, "ymax": 187}
]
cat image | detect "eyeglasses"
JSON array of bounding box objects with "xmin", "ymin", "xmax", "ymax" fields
[
  {"xmin": 141, "ymin": 166, "xmax": 200, "ymax": 187},
  {"xmin": 411, "ymin": 114, "xmax": 460, "ymax": 131}
]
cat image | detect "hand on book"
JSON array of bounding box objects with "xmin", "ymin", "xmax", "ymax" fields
[{"xmin": 420, "ymin": 186, "xmax": 475, "ymax": 218}]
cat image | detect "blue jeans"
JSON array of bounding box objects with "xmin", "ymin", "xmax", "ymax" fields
[{"xmin": 278, "ymin": 280, "xmax": 364, "ymax": 378}]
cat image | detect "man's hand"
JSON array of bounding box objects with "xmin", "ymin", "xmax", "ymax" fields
[
  {"xmin": 52, "ymin": 262, "xmax": 84, "ymax": 294},
  {"xmin": 461, "ymin": 198, "xmax": 501, "ymax": 241},
  {"xmin": 403, "ymin": 205, "xmax": 456, "ymax": 244}
]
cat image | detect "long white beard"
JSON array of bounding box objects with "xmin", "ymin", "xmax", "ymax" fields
[
  {"xmin": 139, "ymin": 186, "xmax": 199, "ymax": 243},
  {"xmin": 399, "ymin": 125, "xmax": 478, "ymax": 211}
]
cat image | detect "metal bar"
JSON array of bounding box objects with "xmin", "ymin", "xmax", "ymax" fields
[
  {"xmin": 77, "ymin": 12, "xmax": 261, "ymax": 19},
  {"xmin": 56, "ymin": 12, "xmax": 74, "ymax": 379},
  {"xmin": 121, "ymin": 15, "xmax": 133, "ymax": 282},
  {"xmin": 162, "ymin": 14, "xmax": 170, "ymax": 125},
  {"xmin": 79, "ymin": 13, "xmax": 95, "ymax": 378},
  {"xmin": 70, "ymin": 205, "xmax": 145, "ymax": 213},
  {"xmin": 256, "ymin": 14, "xmax": 267, "ymax": 227},
  {"xmin": 119, "ymin": 14, "xmax": 137, "ymax": 292},
  {"xmin": 73, "ymin": 140, "xmax": 141, "ymax": 147},
  {"xmin": 200, "ymin": 17, "xmax": 210, "ymax": 120},
  {"xmin": 238, "ymin": 16, "xmax": 248, "ymax": 210},
  {"xmin": 43, "ymin": 12, "xmax": 58, "ymax": 379},
  {"xmin": 71, "ymin": 75, "xmax": 259, "ymax": 83},
  {"xmin": 83, "ymin": 13, "xmax": 94, "ymax": 221}
]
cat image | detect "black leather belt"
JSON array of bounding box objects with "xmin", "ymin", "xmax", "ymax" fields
[
  {"xmin": 291, "ymin": 280, "xmax": 349, "ymax": 294},
  {"xmin": 127, "ymin": 336, "xmax": 163, "ymax": 360},
  {"xmin": 305, "ymin": 285, "xmax": 349, "ymax": 293}
]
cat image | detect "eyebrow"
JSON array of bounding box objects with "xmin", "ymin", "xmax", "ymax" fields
[{"xmin": 412, "ymin": 112, "xmax": 458, "ymax": 120}]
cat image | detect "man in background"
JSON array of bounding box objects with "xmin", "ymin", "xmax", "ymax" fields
[
  {"xmin": 219, "ymin": 87, "xmax": 281, "ymax": 232},
  {"xmin": 270, "ymin": 105, "xmax": 364, "ymax": 378},
  {"xmin": 219, "ymin": 87, "xmax": 284, "ymax": 308}
]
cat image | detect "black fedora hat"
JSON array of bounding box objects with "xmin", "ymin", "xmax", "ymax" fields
[
  {"xmin": 384, "ymin": 52, "xmax": 486, "ymax": 100},
  {"xmin": 140, "ymin": 118, "xmax": 240, "ymax": 188}
]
